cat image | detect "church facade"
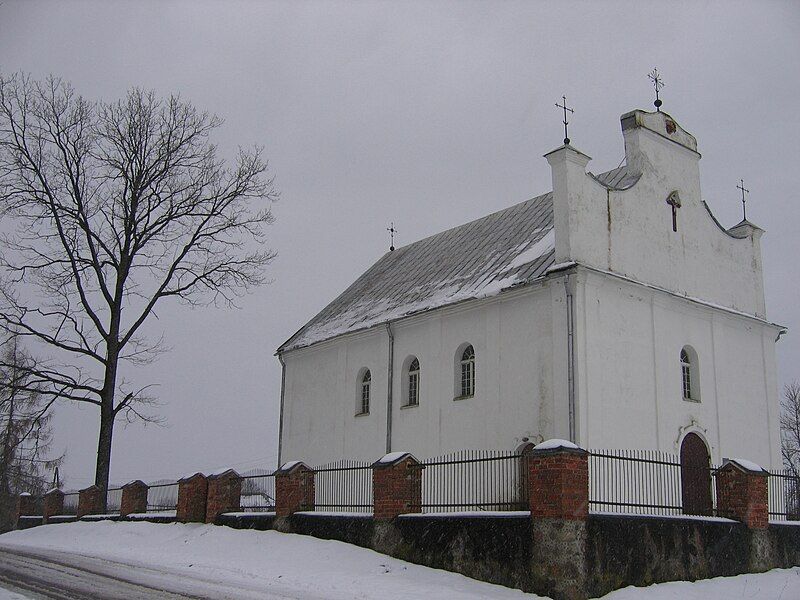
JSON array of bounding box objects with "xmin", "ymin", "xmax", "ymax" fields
[{"xmin": 276, "ymin": 108, "xmax": 785, "ymax": 471}]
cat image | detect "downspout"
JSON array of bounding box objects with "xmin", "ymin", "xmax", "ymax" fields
[
  {"xmin": 385, "ymin": 322, "xmax": 395, "ymax": 454},
  {"xmin": 564, "ymin": 274, "xmax": 576, "ymax": 443},
  {"xmin": 277, "ymin": 353, "xmax": 287, "ymax": 467}
]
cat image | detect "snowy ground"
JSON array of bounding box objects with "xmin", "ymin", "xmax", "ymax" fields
[{"xmin": 0, "ymin": 521, "xmax": 796, "ymax": 599}]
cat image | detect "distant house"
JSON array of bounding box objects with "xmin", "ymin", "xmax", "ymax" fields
[{"xmin": 276, "ymin": 108, "xmax": 785, "ymax": 473}]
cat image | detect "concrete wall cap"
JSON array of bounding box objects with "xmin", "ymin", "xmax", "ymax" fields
[
  {"xmin": 122, "ymin": 480, "xmax": 147, "ymax": 489},
  {"xmin": 44, "ymin": 488, "xmax": 64, "ymax": 496},
  {"xmin": 274, "ymin": 460, "xmax": 312, "ymax": 475},
  {"xmin": 80, "ymin": 484, "xmax": 101, "ymax": 492},
  {"xmin": 178, "ymin": 472, "xmax": 207, "ymax": 483},
  {"xmin": 716, "ymin": 458, "xmax": 768, "ymax": 475},
  {"xmin": 372, "ymin": 451, "xmax": 420, "ymax": 468},
  {"xmin": 19, "ymin": 492, "xmax": 32, "ymax": 497},
  {"xmin": 532, "ymin": 439, "xmax": 587, "ymax": 454},
  {"xmin": 207, "ymin": 468, "xmax": 241, "ymax": 480}
]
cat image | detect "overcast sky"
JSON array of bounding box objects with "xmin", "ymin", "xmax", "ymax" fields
[{"xmin": 1, "ymin": 0, "xmax": 798, "ymax": 487}]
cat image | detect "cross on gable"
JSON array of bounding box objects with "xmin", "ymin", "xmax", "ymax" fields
[
  {"xmin": 736, "ymin": 179, "xmax": 750, "ymax": 221},
  {"xmin": 666, "ymin": 191, "xmax": 681, "ymax": 232}
]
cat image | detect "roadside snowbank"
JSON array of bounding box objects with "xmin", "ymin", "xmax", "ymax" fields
[
  {"xmin": 0, "ymin": 521, "xmax": 538, "ymax": 599},
  {"xmin": 0, "ymin": 521, "xmax": 798, "ymax": 599}
]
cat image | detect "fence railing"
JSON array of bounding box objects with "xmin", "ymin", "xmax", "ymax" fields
[
  {"xmin": 106, "ymin": 487, "xmax": 123, "ymax": 513},
  {"xmin": 589, "ymin": 449, "xmax": 719, "ymax": 517},
  {"xmin": 313, "ymin": 459, "xmax": 373, "ymax": 512},
  {"xmin": 410, "ymin": 449, "xmax": 528, "ymax": 513},
  {"xmin": 768, "ymin": 470, "xmax": 800, "ymax": 521},
  {"xmin": 240, "ymin": 469, "xmax": 276, "ymax": 512},
  {"xmin": 63, "ymin": 492, "xmax": 79, "ymax": 515},
  {"xmin": 146, "ymin": 482, "xmax": 179, "ymax": 512}
]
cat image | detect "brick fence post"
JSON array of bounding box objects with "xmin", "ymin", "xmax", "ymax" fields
[
  {"xmin": 528, "ymin": 439, "xmax": 589, "ymax": 600},
  {"xmin": 120, "ymin": 480, "xmax": 148, "ymax": 517},
  {"xmin": 77, "ymin": 485, "xmax": 104, "ymax": 518},
  {"xmin": 714, "ymin": 458, "xmax": 771, "ymax": 572},
  {"xmin": 42, "ymin": 489, "xmax": 64, "ymax": 524},
  {"xmin": 714, "ymin": 459, "xmax": 769, "ymax": 529},
  {"xmin": 176, "ymin": 473, "xmax": 208, "ymax": 523},
  {"xmin": 372, "ymin": 452, "xmax": 423, "ymax": 520},
  {"xmin": 275, "ymin": 462, "xmax": 314, "ymax": 517},
  {"xmin": 205, "ymin": 469, "xmax": 242, "ymax": 523},
  {"xmin": 15, "ymin": 493, "xmax": 36, "ymax": 528}
]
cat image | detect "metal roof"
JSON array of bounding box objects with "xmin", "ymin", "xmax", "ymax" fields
[{"xmin": 278, "ymin": 165, "xmax": 638, "ymax": 353}]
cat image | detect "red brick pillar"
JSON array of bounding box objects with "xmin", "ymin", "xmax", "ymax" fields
[
  {"xmin": 714, "ymin": 459, "xmax": 768, "ymax": 529},
  {"xmin": 15, "ymin": 493, "xmax": 36, "ymax": 528},
  {"xmin": 176, "ymin": 473, "xmax": 208, "ymax": 523},
  {"xmin": 205, "ymin": 469, "xmax": 242, "ymax": 523},
  {"xmin": 528, "ymin": 439, "xmax": 589, "ymax": 600},
  {"xmin": 77, "ymin": 485, "xmax": 104, "ymax": 518},
  {"xmin": 372, "ymin": 452, "xmax": 423, "ymax": 520},
  {"xmin": 528, "ymin": 440, "xmax": 589, "ymax": 520},
  {"xmin": 42, "ymin": 489, "xmax": 64, "ymax": 524},
  {"xmin": 120, "ymin": 480, "xmax": 148, "ymax": 517},
  {"xmin": 275, "ymin": 462, "xmax": 314, "ymax": 517}
]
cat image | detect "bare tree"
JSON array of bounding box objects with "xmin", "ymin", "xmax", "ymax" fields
[
  {"xmin": 0, "ymin": 73, "xmax": 277, "ymax": 496},
  {"xmin": 781, "ymin": 382, "xmax": 800, "ymax": 476},
  {"xmin": 0, "ymin": 335, "xmax": 63, "ymax": 531}
]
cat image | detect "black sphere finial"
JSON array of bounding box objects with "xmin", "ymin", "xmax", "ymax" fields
[{"xmin": 564, "ymin": 137, "xmax": 570, "ymax": 145}]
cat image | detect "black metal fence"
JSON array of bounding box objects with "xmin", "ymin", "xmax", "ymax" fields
[
  {"xmin": 313, "ymin": 459, "xmax": 373, "ymax": 513},
  {"xmin": 768, "ymin": 469, "xmax": 800, "ymax": 521},
  {"xmin": 63, "ymin": 492, "xmax": 79, "ymax": 515},
  {"xmin": 240, "ymin": 469, "xmax": 276, "ymax": 512},
  {"xmin": 146, "ymin": 481, "xmax": 179, "ymax": 512},
  {"xmin": 106, "ymin": 487, "xmax": 123, "ymax": 513},
  {"xmin": 410, "ymin": 449, "xmax": 528, "ymax": 513},
  {"xmin": 589, "ymin": 449, "xmax": 719, "ymax": 516}
]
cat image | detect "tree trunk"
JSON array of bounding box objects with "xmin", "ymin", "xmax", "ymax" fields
[{"xmin": 94, "ymin": 345, "xmax": 120, "ymax": 509}]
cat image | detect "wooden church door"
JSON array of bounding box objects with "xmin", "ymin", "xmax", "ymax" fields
[{"xmin": 680, "ymin": 433, "xmax": 712, "ymax": 515}]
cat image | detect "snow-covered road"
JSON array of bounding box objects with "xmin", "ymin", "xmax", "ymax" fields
[{"xmin": 0, "ymin": 521, "xmax": 797, "ymax": 599}]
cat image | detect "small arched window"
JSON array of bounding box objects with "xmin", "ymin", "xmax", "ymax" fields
[
  {"xmin": 358, "ymin": 369, "xmax": 371, "ymax": 415},
  {"xmin": 680, "ymin": 347, "xmax": 699, "ymax": 402},
  {"xmin": 407, "ymin": 358, "xmax": 420, "ymax": 406},
  {"xmin": 459, "ymin": 345, "xmax": 475, "ymax": 398}
]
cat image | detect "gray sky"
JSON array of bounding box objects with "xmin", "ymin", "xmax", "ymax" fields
[{"xmin": 1, "ymin": 0, "xmax": 798, "ymax": 487}]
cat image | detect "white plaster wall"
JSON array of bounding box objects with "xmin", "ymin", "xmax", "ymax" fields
[
  {"xmin": 549, "ymin": 111, "xmax": 768, "ymax": 319},
  {"xmin": 577, "ymin": 269, "xmax": 782, "ymax": 469},
  {"xmin": 280, "ymin": 284, "xmax": 559, "ymax": 466}
]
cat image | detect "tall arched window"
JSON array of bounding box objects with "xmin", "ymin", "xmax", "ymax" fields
[
  {"xmin": 358, "ymin": 369, "xmax": 371, "ymax": 415},
  {"xmin": 407, "ymin": 358, "xmax": 420, "ymax": 406},
  {"xmin": 459, "ymin": 345, "xmax": 475, "ymax": 398},
  {"xmin": 681, "ymin": 346, "xmax": 699, "ymax": 402}
]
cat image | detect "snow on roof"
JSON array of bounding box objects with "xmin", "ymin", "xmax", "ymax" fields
[
  {"xmin": 278, "ymin": 165, "xmax": 643, "ymax": 353},
  {"xmin": 279, "ymin": 192, "xmax": 555, "ymax": 352}
]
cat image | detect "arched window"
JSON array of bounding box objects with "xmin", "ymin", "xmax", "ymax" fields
[
  {"xmin": 407, "ymin": 358, "xmax": 420, "ymax": 406},
  {"xmin": 459, "ymin": 345, "xmax": 475, "ymax": 398},
  {"xmin": 680, "ymin": 347, "xmax": 699, "ymax": 402},
  {"xmin": 358, "ymin": 369, "xmax": 371, "ymax": 415}
]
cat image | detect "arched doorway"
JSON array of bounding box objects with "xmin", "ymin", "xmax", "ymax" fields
[{"xmin": 680, "ymin": 433, "xmax": 712, "ymax": 515}]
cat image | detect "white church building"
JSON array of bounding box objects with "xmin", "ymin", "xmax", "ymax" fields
[{"xmin": 276, "ymin": 108, "xmax": 785, "ymax": 472}]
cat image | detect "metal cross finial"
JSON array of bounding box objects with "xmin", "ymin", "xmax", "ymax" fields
[
  {"xmin": 555, "ymin": 95, "xmax": 574, "ymax": 145},
  {"xmin": 737, "ymin": 179, "xmax": 750, "ymax": 221},
  {"xmin": 387, "ymin": 222, "xmax": 397, "ymax": 251},
  {"xmin": 648, "ymin": 68, "xmax": 664, "ymax": 111}
]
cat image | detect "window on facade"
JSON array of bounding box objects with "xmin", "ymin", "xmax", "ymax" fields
[
  {"xmin": 358, "ymin": 370, "xmax": 371, "ymax": 415},
  {"xmin": 407, "ymin": 358, "xmax": 420, "ymax": 406},
  {"xmin": 459, "ymin": 345, "xmax": 475, "ymax": 398},
  {"xmin": 681, "ymin": 347, "xmax": 699, "ymax": 402}
]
